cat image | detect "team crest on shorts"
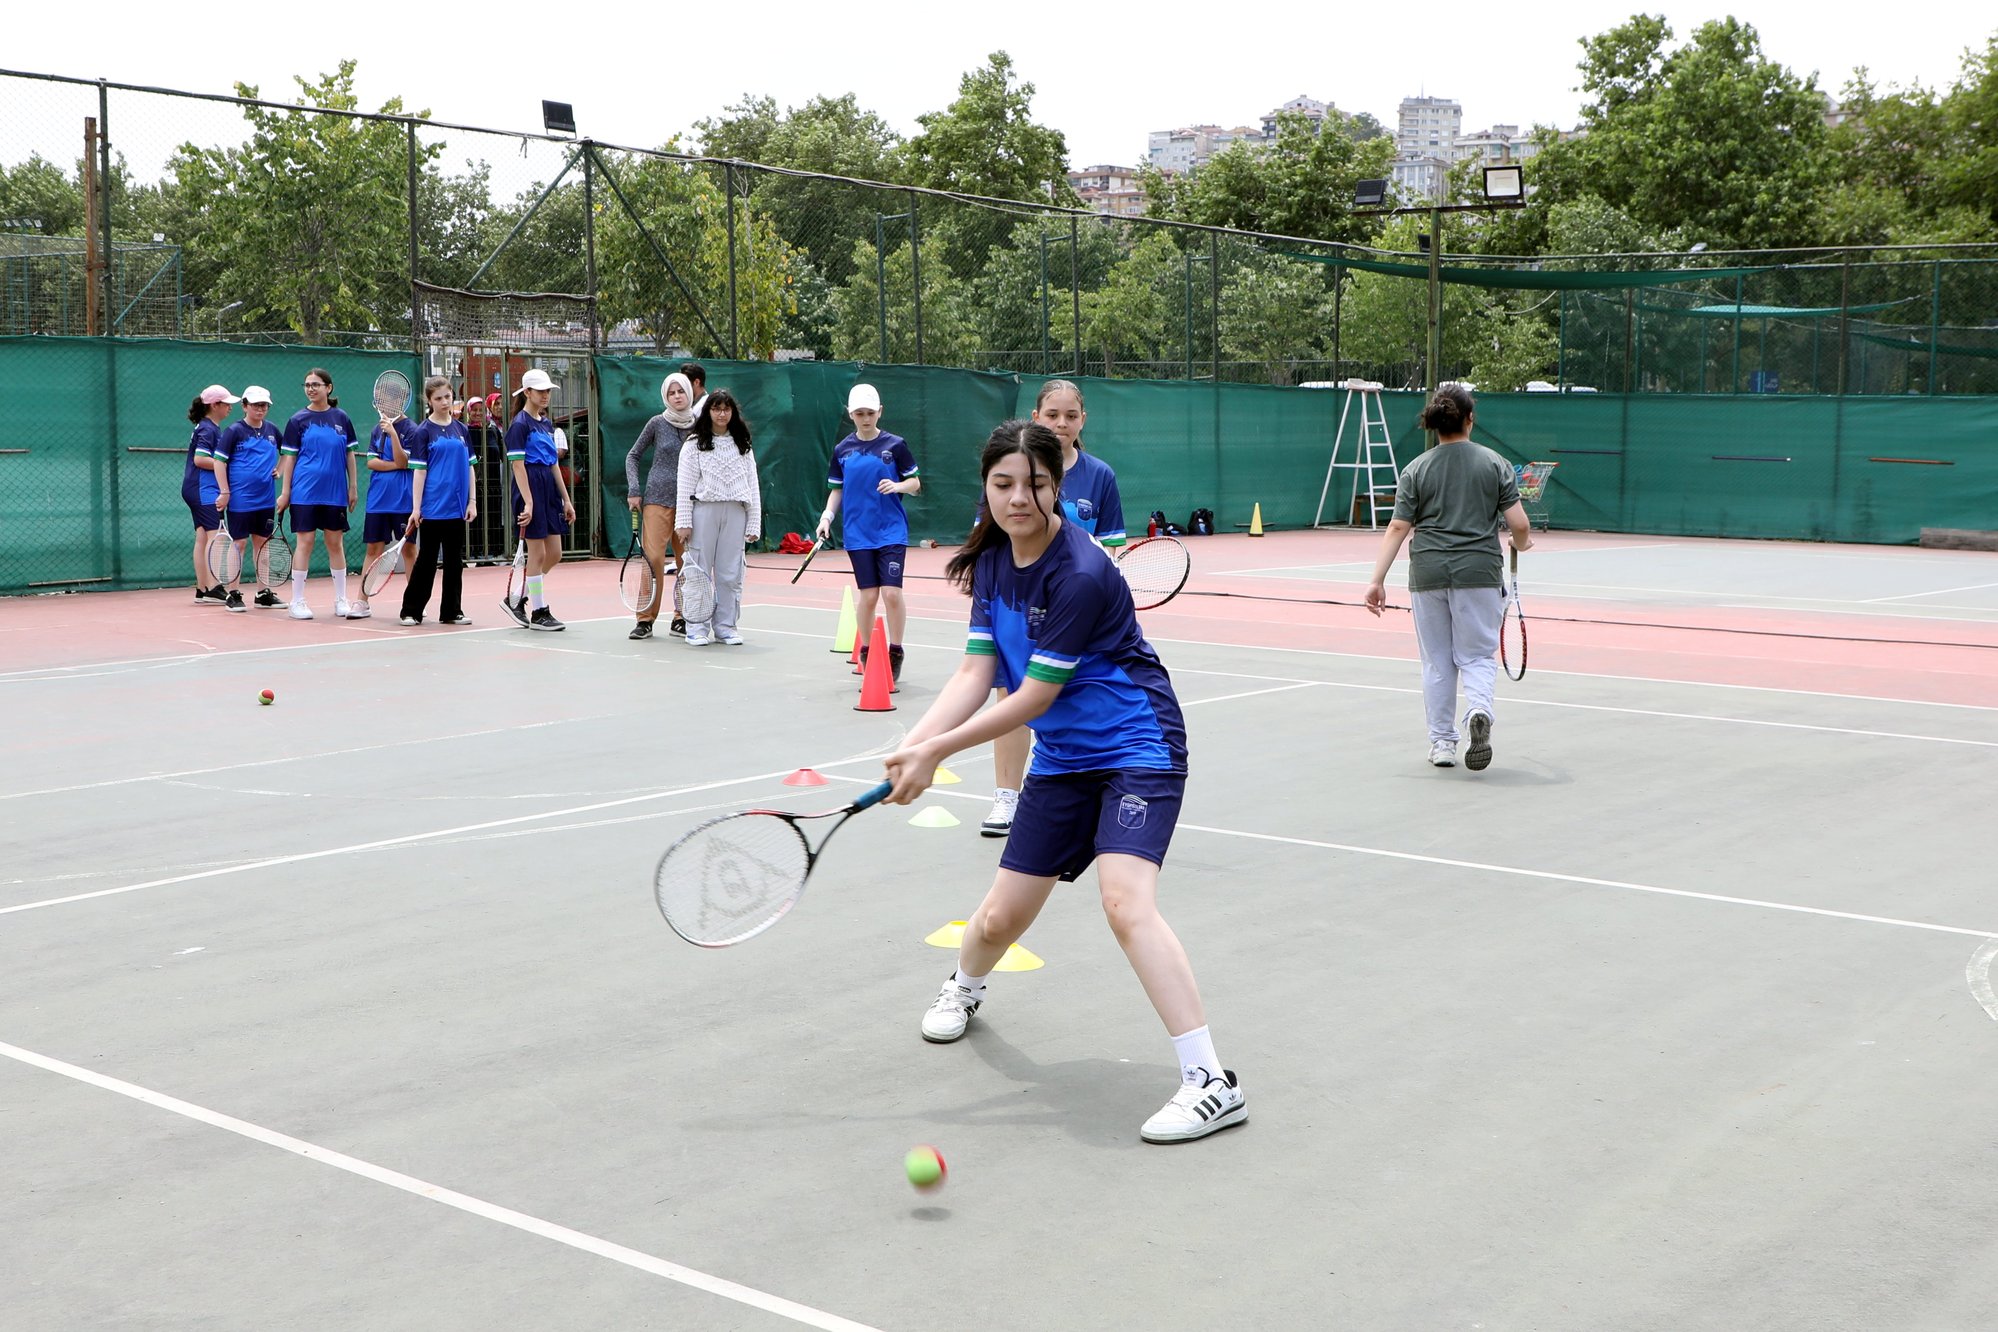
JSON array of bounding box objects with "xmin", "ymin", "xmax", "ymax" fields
[
  {"xmin": 1117, "ymin": 793, "xmax": 1149, "ymax": 829},
  {"xmin": 887, "ymin": 558, "xmax": 902, "ymax": 577}
]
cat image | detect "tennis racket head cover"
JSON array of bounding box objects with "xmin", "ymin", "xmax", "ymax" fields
[
  {"xmin": 1114, "ymin": 535, "xmax": 1191, "ymax": 610},
  {"xmin": 373, "ymin": 371, "xmax": 411, "ymax": 419},
  {"xmin": 206, "ymin": 531, "xmax": 240, "ymax": 584},
  {"xmin": 680, "ymin": 563, "xmax": 715, "ymax": 624}
]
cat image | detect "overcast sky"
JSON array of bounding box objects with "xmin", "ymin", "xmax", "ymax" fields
[{"xmin": 4, "ymin": 2, "xmax": 1993, "ymax": 171}]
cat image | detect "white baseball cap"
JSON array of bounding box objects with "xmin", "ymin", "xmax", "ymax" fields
[
  {"xmin": 199, "ymin": 384, "xmax": 241, "ymax": 405},
  {"xmin": 847, "ymin": 383, "xmax": 881, "ymax": 412},
  {"xmin": 514, "ymin": 368, "xmax": 559, "ymax": 395},
  {"xmin": 240, "ymin": 385, "xmax": 272, "ymax": 404}
]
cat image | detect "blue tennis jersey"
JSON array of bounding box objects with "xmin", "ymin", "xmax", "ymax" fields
[
  {"xmin": 365, "ymin": 418, "xmax": 418, "ymax": 516},
  {"xmin": 967, "ymin": 520, "xmax": 1186, "ymax": 775},
  {"xmin": 505, "ymin": 411, "xmax": 560, "ymax": 466},
  {"xmin": 280, "ymin": 408, "xmax": 360, "ymax": 505},
  {"xmin": 215, "ymin": 420, "xmax": 281, "ymax": 510},
  {"xmin": 828, "ymin": 431, "xmax": 920, "ymax": 549},
  {"xmin": 1059, "ymin": 448, "xmax": 1126, "ymax": 545},
  {"xmin": 187, "ymin": 419, "xmax": 223, "ymax": 502},
  {"xmin": 409, "ymin": 419, "xmax": 475, "ymax": 519}
]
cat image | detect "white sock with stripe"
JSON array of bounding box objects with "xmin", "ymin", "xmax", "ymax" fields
[
  {"xmin": 1170, "ymin": 1025, "xmax": 1222, "ymax": 1086},
  {"xmin": 290, "ymin": 571, "xmax": 307, "ymax": 603},
  {"xmin": 528, "ymin": 575, "xmax": 547, "ymax": 610}
]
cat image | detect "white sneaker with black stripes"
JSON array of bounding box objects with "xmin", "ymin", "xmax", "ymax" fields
[
  {"xmin": 1140, "ymin": 1069, "xmax": 1247, "ymax": 1143},
  {"xmin": 920, "ymin": 976, "xmax": 983, "ymax": 1043}
]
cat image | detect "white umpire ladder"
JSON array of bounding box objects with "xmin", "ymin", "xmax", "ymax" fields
[{"xmin": 1313, "ymin": 379, "xmax": 1400, "ymax": 530}]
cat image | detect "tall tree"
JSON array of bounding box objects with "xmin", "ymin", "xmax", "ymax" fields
[{"xmin": 166, "ymin": 62, "xmax": 435, "ymax": 343}]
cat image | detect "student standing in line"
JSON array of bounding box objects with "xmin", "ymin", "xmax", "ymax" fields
[
  {"xmin": 674, "ymin": 390, "xmax": 762, "ymax": 647},
  {"xmin": 276, "ymin": 367, "xmax": 361, "ymax": 621},
  {"xmin": 355, "ymin": 399, "xmax": 418, "ymax": 622},
  {"xmin": 502, "ymin": 368, "xmax": 576, "ymax": 632},
  {"xmin": 624, "ymin": 372, "xmax": 697, "ymax": 640},
  {"xmin": 1363, "ymin": 383, "xmax": 1533, "ymax": 771},
  {"xmin": 183, "ymin": 384, "xmax": 238, "ymax": 605},
  {"xmin": 983, "ymin": 378, "xmax": 1126, "ymax": 837},
  {"xmin": 399, "ymin": 376, "xmax": 478, "ymax": 627},
  {"xmin": 816, "ymin": 383, "xmax": 921, "ymax": 681},
  {"xmin": 881, "ymin": 419, "xmax": 1245, "ymax": 1145},
  {"xmin": 211, "ymin": 385, "xmax": 285, "ymax": 611}
]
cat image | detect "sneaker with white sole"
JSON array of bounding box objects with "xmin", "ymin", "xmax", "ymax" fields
[
  {"xmin": 1140, "ymin": 1069, "xmax": 1247, "ymax": 1144},
  {"xmin": 528, "ymin": 608, "xmax": 566, "ymax": 632},
  {"xmin": 224, "ymin": 590, "xmax": 246, "ymax": 613},
  {"xmin": 346, "ymin": 600, "xmax": 372, "ymax": 620},
  {"xmin": 718, "ymin": 629, "xmax": 744, "ymax": 646},
  {"xmin": 333, "ymin": 598, "xmax": 354, "ymax": 619},
  {"xmin": 254, "ymin": 588, "xmax": 282, "ymax": 608},
  {"xmin": 1428, "ymin": 740, "xmax": 1457, "ymax": 767},
  {"xmin": 1464, "ymin": 710, "xmax": 1493, "ymax": 771},
  {"xmin": 399, "ymin": 614, "xmax": 421, "ymax": 627},
  {"xmin": 920, "ymin": 976, "xmax": 984, "ymax": 1043},
  {"xmin": 502, "ymin": 596, "xmax": 530, "ymax": 628},
  {"xmin": 685, "ymin": 625, "xmax": 713, "ymax": 646},
  {"xmin": 980, "ymin": 788, "xmax": 1019, "ymax": 838},
  {"xmin": 288, "ymin": 600, "xmax": 314, "ymax": 620}
]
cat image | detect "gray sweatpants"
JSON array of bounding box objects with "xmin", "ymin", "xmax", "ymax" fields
[
  {"xmin": 1410, "ymin": 586, "xmax": 1503, "ymax": 744},
  {"xmin": 687, "ymin": 499, "xmax": 747, "ymax": 633}
]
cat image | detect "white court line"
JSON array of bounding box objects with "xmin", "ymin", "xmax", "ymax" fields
[
  {"xmin": 0, "ymin": 1040, "xmax": 882, "ymax": 1332},
  {"xmin": 0, "ymin": 719, "xmax": 577, "ymax": 802},
  {"xmin": 1968, "ymin": 940, "xmax": 1998, "ymax": 1021},
  {"xmin": 1862, "ymin": 581, "xmax": 1998, "ymax": 604},
  {"xmin": 0, "ymin": 756, "xmax": 893, "ymax": 917}
]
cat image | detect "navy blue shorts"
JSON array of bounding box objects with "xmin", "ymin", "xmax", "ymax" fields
[
  {"xmin": 849, "ymin": 544, "xmax": 907, "ymax": 590},
  {"xmin": 186, "ymin": 495, "xmax": 221, "ymax": 531},
  {"xmin": 514, "ymin": 464, "xmax": 571, "ymax": 539},
  {"xmin": 226, "ymin": 508, "xmax": 275, "ymax": 541},
  {"xmin": 363, "ymin": 510, "xmax": 410, "ymax": 544},
  {"xmin": 998, "ymin": 769, "xmax": 1186, "ymax": 882},
  {"xmin": 289, "ymin": 503, "xmax": 350, "ymax": 533}
]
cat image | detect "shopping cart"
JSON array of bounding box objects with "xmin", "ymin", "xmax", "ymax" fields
[{"xmin": 1515, "ymin": 461, "xmax": 1558, "ymax": 530}]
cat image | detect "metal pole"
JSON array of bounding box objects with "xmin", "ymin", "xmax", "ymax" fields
[
  {"xmin": 1426, "ymin": 205, "xmax": 1442, "ymax": 389},
  {"xmin": 1208, "ymin": 231, "xmax": 1219, "ymax": 383},
  {"xmin": 1927, "ymin": 259, "xmax": 1942, "ymax": 395},
  {"xmin": 1184, "ymin": 249, "xmax": 1194, "ymax": 380},
  {"xmin": 1730, "ymin": 274, "xmax": 1742, "ymax": 393},
  {"xmin": 1332, "ymin": 267, "xmax": 1344, "ymax": 382},
  {"xmin": 1039, "ymin": 230, "xmax": 1050, "ymax": 376},
  {"xmin": 406, "ymin": 121, "xmax": 422, "ymax": 356},
  {"xmin": 724, "ymin": 162, "xmax": 739, "ymax": 358},
  {"xmin": 908, "ymin": 191, "xmax": 923, "ymax": 365},
  {"xmin": 83, "ymin": 117, "xmax": 99, "ymax": 336},
  {"xmin": 875, "ymin": 214, "xmax": 887, "ymax": 361},
  {"xmin": 1070, "ymin": 215, "xmax": 1081, "ymax": 375},
  {"xmin": 97, "ymin": 81, "xmax": 122, "ymax": 583},
  {"xmin": 1557, "ymin": 290, "xmax": 1567, "ymax": 388},
  {"xmin": 582, "ymin": 142, "xmax": 599, "ymax": 355}
]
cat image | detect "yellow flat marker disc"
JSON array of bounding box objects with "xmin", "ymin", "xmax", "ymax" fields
[
  {"xmin": 933, "ymin": 766, "xmax": 962, "ymax": 785},
  {"xmin": 908, "ymin": 806, "xmax": 960, "ymax": 828}
]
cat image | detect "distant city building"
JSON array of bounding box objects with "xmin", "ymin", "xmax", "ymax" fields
[
  {"xmin": 1390, "ymin": 98, "xmax": 1548, "ymax": 201},
  {"xmin": 1146, "ymin": 124, "xmax": 1266, "ymax": 175},
  {"xmin": 1261, "ymin": 95, "xmax": 1329, "ymax": 136},
  {"xmin": 1396, "ymin": 96, "xmax": 1463, "ymax": 159},
  {"xmin": 1067, "ymin": 165, "xmax": 1148, "ymax": 217}
]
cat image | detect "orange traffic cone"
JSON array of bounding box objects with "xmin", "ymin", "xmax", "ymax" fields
[
  {"xmin": 855, "ymin": 616, "xmax": 896, "ymax": 712},
  {"xmin": 850, "ymin": 631, "xmax": 865, "ymax": 674}
]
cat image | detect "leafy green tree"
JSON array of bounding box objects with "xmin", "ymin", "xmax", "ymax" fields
[
  {"xmin": 1527, "ymin": 16, "xmax": 1829, "ymax": 250},
  {"xmin": 595, "ymin": 150, "xmax": 728, "ymax": 355},
  {"xmin": 968, "ymin": 219, "xmax": 1124, "ymax": 372},
  {"xmin": 898, "ymin": 53, "xmax": 1077, "ymax": 277},
  {"xmin": 831, "ymin": 236, "xmax": 976, "ymax": 367},
  {"xmin": 166, "ymin": 62, "xmax": 434, "ymax": 342},
  {"xmin": 1053, "ymin": 230, "xmax": 1186, "ymax": 377},
  {"xmin": 0, "ymin": 155, "xmax": 85, "ymax": 235},
  {"xmin": 478, "ymin": 174, "xmax": 588, "ymax": 297},
  {"xmin": 1143, "ymin": 110, "xmax": 1395, "ymax": 243},
  {"xmin": 1218, "ymin": 254, "xmax": 1334, "ymax": 385},
  {"xmin": 1333, "ymin": 216, "xmax": 1481, "ymax": 386}
]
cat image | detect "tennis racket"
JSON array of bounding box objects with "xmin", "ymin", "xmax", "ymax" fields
[
  {"xmin": 619, "ymin": 508, "xmax": 655, "ymax": 613},
  {"xmin": 789, "ymin": 538, "xmax": 824, "ymax": 585},
  {"xmin": 258, "ymin": 515, "xmax": 293, "ymax": 588},
  {"xmin": 680, "ymin": 561, "xmax": 715, "ymax": 626},
  {"xmin": 362, "ymin": 522, "xmax": 417, "ymax": 598},
  {"xmin": 205, "ymin": 524, "xmax": 243, "ymax": 585},
  {"xmin": 1114, "ymin": 535, "xmax": 1191, "ymax": 610},
  {"xmin": 372, "ymin": 370, "xmax": 411, "ymax": 423},
  {"xmin": 502, "ymin": 459, "xmax": 529, "ymax": 625},
  {"xmin": 654, "ymin": 780, "xmax": 893, "ymax": 947},
  {"xmin": 1500, "ymin": 546, "xmax": 1528, "ymax": 681}
]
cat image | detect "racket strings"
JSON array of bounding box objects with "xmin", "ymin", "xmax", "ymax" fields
[
  {"xmin": 1117, "ymin": 540, "xmax": 1191, "ymax": 603},
  {"xmin": 656, "ymin": 815, "xmax": 809, "ymax": 945}
]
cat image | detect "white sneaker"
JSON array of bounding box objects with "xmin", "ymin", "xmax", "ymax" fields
[
  {"xmin": 288, "ymin": 601, "xmax": 314, "ymax": 620},
  {"xmin": 1428, "ymin": 741, "xmax": 1457, "ymax": 767},
  {"xmin": 718, "ymin": 629, "xmax": 744, "ymax": 646},
  {"xmin": 980, "ymin": 787, "xmax": 1019, "ymax": 838},
  {"xmin": 1140, "ymin": 1070, "xmax": 1247, "ymax": 1144},
  {"xmin": 1464, "ymin": 710, "xmax": 1493, "ymax": 772},
  {"xmin": 685, "ymin": 625, "xmax": 713, "ymax": 646},
  {"xmin": 346, "ymin": 600, "xmax": 372, "ymax": 620},
  {"xmin": 333, "ymin": 598, "xmax": 354, "ymax": 619},
  {"xmin": 920, "ymin": 976, "xmax": 983, "ymax": 1043}
]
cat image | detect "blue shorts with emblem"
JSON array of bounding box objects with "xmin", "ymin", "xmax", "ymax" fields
[
  {"xmin": 514, "ymin": 464, "xmax": 571, "ymax": 539},
  {"xmin": 363, "ymin": 510, "xmax": 410, "ymax": 544},
  {"xmin": 997, "ymin": 768, "xmax": 1185, "ymax": 882},
  {"xmin": 848, "ymin": 544, "xmax": 906, "ymax": 589}
]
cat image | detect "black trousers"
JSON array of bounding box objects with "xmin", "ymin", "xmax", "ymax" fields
[{"xmin": 401, "ymin": 518, "xmax": 465, "ymax": 620}]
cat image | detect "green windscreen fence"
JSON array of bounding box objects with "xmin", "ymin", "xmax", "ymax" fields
[
  {"xmin": 0, "ymin": 336, "xmax": 416, "ymax": 594},
  {"xmin": 5, "ymin": 338, "xmax": 1995, "ymax": 596}
]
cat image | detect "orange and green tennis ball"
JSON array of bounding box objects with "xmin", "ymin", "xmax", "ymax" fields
[
  {"xmin": 904, "ymin": 1145, "xmax": 946, "ymax": 1191},
  {"xmin": 258, "ymin": 689, "xmax": 274, "ymax": 706}
]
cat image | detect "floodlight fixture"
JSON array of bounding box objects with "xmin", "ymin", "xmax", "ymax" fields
[
  {"xmin": 1482, "ymin": 165, "xmax": 1524, "ymax": 202},
  {"xmin": 1353, "ymin": 178, "xmax": 1390, "ymax": 208},
  {"xmin": 542, "ymin": 101, "xmax": 577, "ymax": 136}
]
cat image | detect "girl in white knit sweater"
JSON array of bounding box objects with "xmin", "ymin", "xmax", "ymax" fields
[{"xmin": 674, "ymin": 390, "xmax": 763, "ymax": 646}]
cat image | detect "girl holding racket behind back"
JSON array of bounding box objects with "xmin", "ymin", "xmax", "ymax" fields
[
  {"xmin": 880, "ymin": 420, "xmax": 1245, "ymax": 1145},
  {"xmin": 1363, "ymin": 383, "xmax": 1532, "ymax": 772},
  {"xmin": 673, "ymin": 390, "xmax": 762, "ymax": 647}
]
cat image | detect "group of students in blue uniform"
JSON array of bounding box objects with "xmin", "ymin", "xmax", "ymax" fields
[{"xmin": 181, "ymin": 366, "xmax": 578, "ymax": 629}]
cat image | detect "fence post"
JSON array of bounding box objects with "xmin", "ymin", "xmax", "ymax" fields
[
  {"xmin": 1927, "ymin": 259, "xmax": 1942, "ymax": 395},
  {"xmin": 582, "ymin": 142, "xmax": 599, "ymax": 354},
  {"xmin": 1835, "ymin": 253, "xmax": 1850, "ymax": 396},
  {"xmin": 98, "ymin": 79, "xmax": 122, "ymax": 582},
  {"xmin": 908, "ymin": 190, "xmax": 923, "ymax": 365},
  {"xmin": 725, "ymin": 161, "xmax": 739, "ymax": 358},
  {"xmin": 1039, "ymin": 229, "xmax": 1051, "ymax": 377},
  {"xmin": 406, "ymin": 121, "xmax": 422, "ymax": 356},
  {"xmin": 1184, "ymin": 248, "xmax": 1194, "ymax": 381},
  {"xmin": 1426, "ymin": 205, "xmax": 1442, "ymax": 390},
  {"xmin": 1069, "ymin": 216, "xmax": 1081, "ymax": 375},
  {"xmin": 875, "ymin": 213, "xmax": 887, "ymax": 361},
  {"xmin": 1208, "ymin": 231, "xmax": 1219, "ymax": 383}
]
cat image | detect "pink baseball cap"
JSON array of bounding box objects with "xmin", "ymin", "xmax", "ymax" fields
[{"xmin": 199, "ymin": 384, "xmax": 241, "ymax": 405}]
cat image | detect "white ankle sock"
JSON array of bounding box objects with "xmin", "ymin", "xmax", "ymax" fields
[
  {"xmin": 331, "ymin": 569, "xmax": 349, "ymax": 599},
  {"xmin": 953, "ymin": 968, "xmax": 989, "ymax": 994},
  {"xmin": 1170, "ymin": 1025, "xmax": 1221, "ymax": 1086},
  {"xmin": 290, "ymin": 571, "xmax": 307, "ymax": 601}
]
